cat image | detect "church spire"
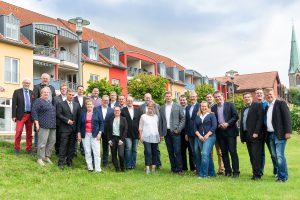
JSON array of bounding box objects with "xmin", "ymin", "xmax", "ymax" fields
[{"xmin": 289, "ymin": 25, "xmax": 300, "ymax": 74}]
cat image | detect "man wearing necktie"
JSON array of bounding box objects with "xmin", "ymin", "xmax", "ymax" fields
[
  {"xmin": 12, "ymin": 78, "xmax": 34, "ymax": 155},
  {"xmin": 56, "ymin": 89, "xmax": 80, "ymax": 169},
  {"xmin": 240, "ymin": 92, "xmax": 264, "ymax": 180}
]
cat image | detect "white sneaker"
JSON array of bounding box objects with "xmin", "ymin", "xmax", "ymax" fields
[
  {"xmin": 44, "ymin": 158, "xmax": 53, "ymax": 164},
  {"xmin": 37, "ymin": 159, "xmax": 45, "ymax": 167}
]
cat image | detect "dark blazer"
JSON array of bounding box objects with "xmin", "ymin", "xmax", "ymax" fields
[
  {"xmin": 194, "ymin": 113, "xmax": 217, "ymax": 137},
  {"xmin": 107, "ymin": 116, "xmax": 128, "ymax": 141},
  {"xmin": 12, "ymin": 88, "xmax": 34, "ymax": 120},
  {"xmin": 265, "ymin": 100, "xmax": 292, "ymax": 140},
  {"xmin": 53, "ymin": 95, "xmax": 65, "ymax": 126},
  {"xmin": 74, "ymin": 95, "xmax": 88, "ymax": 111},
  {"xmin": 211, "ymin": 102, "xmax": 239, "ymax": 137},
  {"xmin": 108, "ymin": 101, "xmax": 119, "ymax": 108},
  {"xmin": 185, "ymin": 103, "xmax": 200, "ymax": 137},
  {"xmin": 33, "ymin": 83, "xmax": 56, "ymax": 104},
  {"xmin": 56, "ymin": 100, "xmax": 81, "ymax": 133},
  {"xmin": 240, "ymin": 102, "xmax": 264, "ymax": 142},
  {"xmin": 77, "ymin": 108, "xmax": 104, "ymax": 138},
  {"xmin": 121, "ymin": 107, "xmax": 141, "ymax": 139},
  {"xmin": 97, "ymin": 106, "xmax": 114, "ymax": 135}
]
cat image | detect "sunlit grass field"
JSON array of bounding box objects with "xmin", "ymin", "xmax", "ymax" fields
[{"xmin": 0, "ymin": 134, "xmax": 300, "ymax": 200}]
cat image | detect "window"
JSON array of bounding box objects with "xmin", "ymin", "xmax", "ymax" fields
[
  {"xmin": 296, "ymin": 75, "xmax": 300, "ymax": 86},
  {"xmin": 159, "ymin": 65, "xmax": 166, "ymax": 77},
  {"xmin": 89, "ymin": 46, "xmax": 97, "ymax": 60},
  {"xmin": 112, "ymin": 79, "xmax": 120, "ymax": 85},
  {"xmin": 111, "ymin": 48, "xmax": 119, "ymax": 66},
  {"xmin": 0, "ymin": 98, "xmax": 14, "ymax": 132},
  {"xmin": 90, "ymin": 74, "xmax": 99, "ymax": 81},
  {"xmin": 5, "ymin": 57, "xmax": 19, "ymax": 83},
  {"xmin": 175, "ymin": 92, "xmax": 180, "ymax": 100},
  {"xmin": 173, "ymin": 68, "xmax": 179, "ymax": 81},
  {"xmin": 5, "ymin": 14, "xmax": 19, "ymax": 41}
]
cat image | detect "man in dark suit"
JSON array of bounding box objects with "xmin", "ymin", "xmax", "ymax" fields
[
  {"xmin": 97, "ymin": 95, "xmax": 114, "ymax": 167},
  {"xmin": 53, "ymin": 84, "xmax": 67, "ymax": 156},
  {"xmin": 12, "ymin": 78, "xmax": 34, "ymax": 155},
  {"xmin": 179, "ymin": 94, "xmax": 195, "ymax": 171},
  {"xmin": 211, "ymin": 91, "xmax": 239, "ymax": 178},
  {"xmin": 57, "ymin": 89, "xmax": 80, "ymax": 169},
  {"xmin": 73, "ymin": 85, "xmax": 88, "ymax": 156},
  {"xmin": 108, "ymin": 91, "xmax": 119, "ymax": 108},
  {"xmin": 139, "ymin": 93, "xmax": 162, "ymax": 168},
  {"xmin": 185, "ymin": 91, "xmax": 199, "ymax": 172},
  {"xmin": 33, "ymin": 73, "xmax": 56, "ymax": 150},
  {"xmin": 240, "ymin": 92, "xmax": 264, "ymax": 180},
  {"xmin": 159, "ymin": 91, "xmax": 185, "ymax": 173},
  {"xmin": 265, "ymin": 88, "xmax": 292, "ymax": 182},
  {"xmin": 118, "ymin": 94, "xmax": 126, "ymax": 109},
  {"xmin": 121, "ymin": 96, "xmax": 141, "ymax": 169}
]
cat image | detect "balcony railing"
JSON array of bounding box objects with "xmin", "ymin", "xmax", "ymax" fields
[
  {"xmin": 33, "ymin": 79, "xmax": 77, "ymax": 91},
  {"xmin": 127, "ymin": 66, "xmax": 152, "ymax": 77},
  {"xmin": 34, "ymin": 45, "xmax": 59, "ymax": 59},
  {"xmin": 60, "ymin": 51, "xmax": 78, "ymax": 64}
]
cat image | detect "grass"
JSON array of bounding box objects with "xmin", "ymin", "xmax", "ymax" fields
[{"xmin": 0, "ymin": 134, "xmax": 300, "ymax": 200}]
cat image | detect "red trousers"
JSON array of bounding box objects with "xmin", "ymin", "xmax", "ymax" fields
[{"xmin": 15, "ymin": 113, "xmax": 33, "ymax": 151}]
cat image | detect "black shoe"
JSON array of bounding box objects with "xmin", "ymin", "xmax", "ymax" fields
[
  {"xmin": 15, "ymin": 150, "xmax": 20, "ymax": 156},
  {"xmin": 88, "ymin": 169, "xmax": 93, "ymax": 172},
  {"xmin": 67, "ymin": 162, "xmax": 73, "ymax": 168},
  {"xmin": 276, "ymin": 179, "xmax": 286, "ymax": 183},
  {"xmin": 232, "ymin": 173, "xmax": 240, "ymax": 178},
  {"xmin": 251, "ymin": 176, "xmax": 261, "ymax": 181},
  {"xmin": 26, "ymin": 150, "xmax": 32, "ymax": 155},
  {"xmin": 217, "ymin": 171, "xmax": 225, "ymax": 176},
  {"xmin": 58, "ymin": 165, "xmax": 64, "ymax": 170},
  {"xmin": 225, "ymin": 173, "xmax": 232, "ymax": 177}
]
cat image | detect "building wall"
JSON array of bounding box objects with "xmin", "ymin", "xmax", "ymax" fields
[
  {"xmin": 109, "ymin": 67, "xmax": 127, "ymax": 96},
  {"xmin": 82, "ymin": 62, "xmax": 110, "ymax": 90},
  {"xmin": 0, "ymin": 42, "xmax": 33, "ymax": 133},
  {"xmin": 169, "ymin": 83, "xmax": 186, "ymax": 100}
]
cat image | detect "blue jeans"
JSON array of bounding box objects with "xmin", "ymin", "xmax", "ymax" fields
[
  {"xmin": 194, "ymin": 136, "xmax": 216, "ymax": 177},
  {"xmin": 143, "ymin": 142, "xmax": 158, "ymax": 166},
  {"xmin": 125, "ymin": 138, "xmax": 138, "ymax": 169},
  {"xmin": 261, "ymin": 134, "xmax": 278, "ymax": 176},
  {"xmin": 165, "ymin": 131, "xmax": 182, "ymax": 172},
  {"xmin": 269, "ymin": 132, "xmax": 288, "ymax": 181}
]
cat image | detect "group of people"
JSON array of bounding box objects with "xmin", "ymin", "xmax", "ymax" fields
[{"xmin": 12, "ymin": 73, "xmax": 292, "ymax": 182}]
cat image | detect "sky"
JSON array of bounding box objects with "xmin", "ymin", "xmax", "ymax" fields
[{"xmin": 6, "ymin": 0, "xmax": 300, "ymax": 86}]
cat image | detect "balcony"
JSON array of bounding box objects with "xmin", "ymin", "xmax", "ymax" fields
[
  {"xmin": 127, "ymin": 66, "xmax": 152, "ymax": 78},
  {"xmin": 33, "ymin": 79, "xmax": 77, "ymax": 91},
  {"xmin": 60, "ymin": 51, "xmax": 78, "ymax": 69},
  {"xmin": 33, "ymin": 45, "xmax": 60, "ymax": 64}
]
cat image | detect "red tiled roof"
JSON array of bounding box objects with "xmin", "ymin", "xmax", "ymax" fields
[
  {"xmin": 1, "ymin": 1, "xmax": 186, "ymax": 71},
  {"xmin": 213, "ymin": 71, "xmax": 280, "ymax": 91},
  {"xmin": 0, "ymin": 33, "xmax": 33, "ymax": 48},
  {"xmin": 82, "ymin": 53, "xmax": 111, "ymax": 67}
]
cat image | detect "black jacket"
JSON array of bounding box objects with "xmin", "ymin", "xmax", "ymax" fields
[
  {"xmin": 211, "ymin": 102, "xmax": 239, "ymax": 137},
  {"xmin": 107, "ymin": 116, "xmax": 128, "ymax": 141},
  {"xmin": 240, "ymin": 102, "xmax": 264, "ymax": 142},
  {"xmin": 56, "ymin": 100, "xmax": 81, "ymax": 133},
  {"xmin": 12, "ymin": 88, "xmax": 34, "ymax": 120},
  {"xmin": 33, "ymin": 83, "xmax": 56, "ymax": 104},
  {"xmin": 121, "ymin": 107, "xmax": 141, "ymax": 139},
  {"xmin": 73, "ymin": 96, "xmax": 88, "ymax": 111},
  {"xmin": 265, "ymin": 100, "xmax": 292, "ymax": 140}
]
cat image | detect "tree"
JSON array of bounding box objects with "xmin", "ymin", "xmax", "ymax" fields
[
  {"xmin": 228, "ymin": 95, "xmax": 245, "ymax": 114},
  {"xmin": 291, "ymin": 105, "xmax": 300, "ymax": 134},
  {"xmin": 195, "ymin": 84, "xmax": 215, "ymax": 102},
  {"xmin": 86, "ymin": 78, "xmax": 122, "ymax": 97},
  {"xmin": 127, "ymin": 74, "xmax": 169, "ymax": 105},
  {"xmin": 289, "ymin": 87, "xmax": 300, "ymax": 106}
]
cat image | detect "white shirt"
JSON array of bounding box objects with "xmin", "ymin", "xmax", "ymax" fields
[
  {"xmin": 77, "ymin": 95, "xmax": 83, "ymax": 107},
  {"xmin": 200, "ymin": 113, "xmax": 209, "ymax": 122},
  {"xmin": 266, "ymin": 99, "xmax": 276, "ymax": 132},
  {"xmin": 139, "ymin": 114, "xmax": 160, "ymax": 143},
  {"xmin": 110, "ymin": 101, "xmax": 116, "ymax": 108},
  {"xmin": 165, "ymin": 102, "xmax": 173, "ymax": 129},
  {"xmin": 62, "ymin": 95, "xmax": 67, "ymax": 101},
  {"xmin": 128, "ymin": 106, "xmax": 134, "ymax": 120},
  {"xmin": 102, "ymin": 107, "xmax": 107, "ymax": 120}
]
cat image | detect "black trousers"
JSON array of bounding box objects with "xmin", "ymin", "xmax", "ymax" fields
[
  {"xmin": 218, "ymin": 135, "xmax": 239, "ymax": 175},
  {"xmin": 55, "ymin": 128, "xmax": 61, "ymax": 155},
  {"xmin": 58, "ymin": 131, "xmax": 76, "ymax": 165},
  {"xmin": 110, "ymin": 136, "xmax": 125, "ymax": 171},
  {"xmin": 181, "ymin": 132, "xmax": 195, "ymax": 171},
  {"xmin": 246, "ymin": 140, "xmax": 263, "ymax": 178}
]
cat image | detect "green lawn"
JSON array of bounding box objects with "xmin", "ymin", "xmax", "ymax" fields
[{"xmin": 0, "ymin": 134, "xmax": 300, "ymax": 200}]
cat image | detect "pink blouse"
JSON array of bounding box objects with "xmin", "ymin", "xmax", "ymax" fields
[{"xmin": 85, "ymin": 112, "xmax": 93, "ymax": 133}]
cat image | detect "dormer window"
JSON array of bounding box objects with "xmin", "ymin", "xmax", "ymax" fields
[
  {"xmin": 111, "ymin": 47, "xmax": 119, "ymax": 65},
  {"xmin": 173, "ymin": 67, "xmax": 179, "ymax": 81},
  {"xmin": 1, "ymin": 14, "xmax": 20, "ymax": 41},
  {"xmin": 158, "ymin": 62, "xmax": 166, "ymax": 77},
  {"xmin": 89, "ymin": 46, "xmax": 97, "ymax": 60}
]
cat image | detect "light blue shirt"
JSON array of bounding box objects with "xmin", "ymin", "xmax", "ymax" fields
[{"xmin": 23, "ymin": 88, "xmax": 31, "ymax": 112}]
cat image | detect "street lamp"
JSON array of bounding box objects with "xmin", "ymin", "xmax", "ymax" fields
[
  {"xmin": 226, "ymin": 70, "xmax": 238, "ymax": 103},
  {"xmin": 68, "ymin": 17, "xmax": 90, "ymax": 86}
]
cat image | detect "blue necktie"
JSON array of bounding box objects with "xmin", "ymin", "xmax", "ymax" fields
[{"xmin": 25, "ymin": 90, "xmax": 31, "ymax": 112}]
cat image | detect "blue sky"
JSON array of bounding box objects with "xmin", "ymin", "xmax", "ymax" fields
[{"xmin": 7, "ymin": 0, "xmax": 300, "ymax": 86}]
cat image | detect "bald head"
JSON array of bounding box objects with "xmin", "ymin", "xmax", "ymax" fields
[{"xmin": 41, "ymin": 73, "xmax": 50, "ymax": 85}]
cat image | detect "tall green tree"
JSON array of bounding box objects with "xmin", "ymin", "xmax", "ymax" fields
[
  {"xmin": 291, "ymin": 105, "xmax": 300, "ymax": 134},
  {"xmin": 86, "ymin": 78, "xmax": 122, "ymax": 97},
  {"xmin": 195, "ymin": 84, "xmax": 215, "ymax": 102},
  {"xmin": 127, "ymin": 74, "xmax": 169, "ymax": 105},
  {"xmin": 228, "ymin": 95, "xmax": 245, "ymax": 114},
  {"xmin": 289, "ymin": 87, "xmax": 300, "ymax": 106}
]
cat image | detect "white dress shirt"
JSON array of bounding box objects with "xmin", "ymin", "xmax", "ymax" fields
[
  {"xmin": 128, "ymin": 106, "xmax": 134, "ymax": 120},
  {"xmin": 266, "ymin": 99, "xmax": 276, "ymax": 132},
  {"xmin": 62, "ymin": 95, "xmax": 67, "ymax": 101},
  {"xmin": 165, "ymin": 102, "xmax": 173, "ymax": 129},
  {"xmin": 110, "ymin": 101, "xmax": 116, "ymax": 108},
  {"xmin": 102, "ymin": 107, "xmax": 107, "ymax": 120},
  {"xmin": 77, "ymin": 95, "xmax": 83, "ymax": 107}
]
